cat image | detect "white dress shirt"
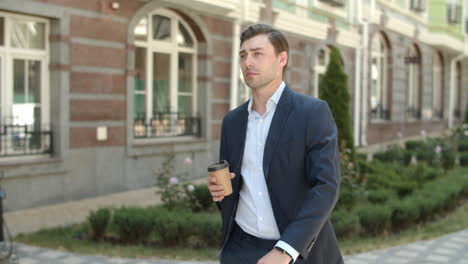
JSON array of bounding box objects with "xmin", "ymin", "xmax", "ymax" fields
[{"xmin": 235, "ymin": 81, "xmax": 299, "ymax": 262}]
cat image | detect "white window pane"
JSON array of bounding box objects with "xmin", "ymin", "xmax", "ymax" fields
[
  {"xmin": 178, "ymin": 53, "xmax": 193, "ymax": 93},
  {"xmin": 152, "ymin": 15, "xmax": 171, "ymax": 41},
  {"xmin": 177, "ymin": 22, "xmax": 193, "ymax": 48},
  {"xmin": 152, "ymin": 52, "xmax": 170, "ymax": 113},
  {"xmin": 134, "ymin": 17, "xmax": 148, "ymax": 41},
  {"xmin": 12, "ymin": 104, "xmax": 40, "ymax": 125},
  {"xmin": 11, "ymin": 20, "xmax": 45, "ymax": 49}
]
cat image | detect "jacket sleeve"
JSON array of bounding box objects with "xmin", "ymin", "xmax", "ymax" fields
[{"xmin": 279, "ymin": 100, "xmax": 341, "ymax": 259}]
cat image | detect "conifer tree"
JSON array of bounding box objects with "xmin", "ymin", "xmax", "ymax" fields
[{"xmin": 319, "ymin": 46, "xmax": 355, "ymax": 155}]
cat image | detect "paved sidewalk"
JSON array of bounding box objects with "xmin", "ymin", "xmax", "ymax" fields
[{"xmin": 1, "ymin": 228, "xmax": 467, "ymax": 264}]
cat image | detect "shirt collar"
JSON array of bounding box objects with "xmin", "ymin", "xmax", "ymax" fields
[{"xmin": 247, "ymin": 81, "xmax": 286, "ymax": 114}]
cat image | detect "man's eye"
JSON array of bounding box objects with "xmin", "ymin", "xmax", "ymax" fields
[{"xmin": 255, "ymin": 52, "xmax": 262, "ymax": 56}]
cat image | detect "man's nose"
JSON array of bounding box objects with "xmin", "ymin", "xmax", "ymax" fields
[{"xmin": 244, "ymin": 55, "xmax": 253, "ymax": 68}]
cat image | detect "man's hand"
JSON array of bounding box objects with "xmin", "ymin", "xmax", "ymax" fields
[
  {"xmin": 206, "ymin": 172, "xmax": 235, "ymax": 202},
  {"xmin": 257, "ymin": 248, "xmax": 292, "ymax": 264}
]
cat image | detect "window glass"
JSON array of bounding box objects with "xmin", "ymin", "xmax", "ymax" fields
[
  {"xmin": 134, "ymin": 17, "xmax": 148, "ymax": 41},
  {"xmin": 28, "ymin": 60, "xmax": 41, "ymax": 104},
  {"xmin": 0, "ymin": 17, "xmax": 4, "ymax": 46},
  {"xmin": 134, "ymin": 47, "xmax": 146, "ymax": 120},
  {"xmin": 177, "ymin": 22, "xmax": 193, "ymax": 47},
  {"xmin": 152, "ymin": 15, "xmax": 171, "ymax": 41},
  {"xmin": 178, "ymin": 53, "xmax": 193, "ymax": 93},
  {"xmin": 11, "ymin": 20, "xmax": 45, "ymax": 49},
  {"xmin": 152, "ymin": 52, "xmax": 170, "ymax": 113}
]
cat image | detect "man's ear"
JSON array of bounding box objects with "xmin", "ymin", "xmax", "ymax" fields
[{"xmin": 279, "ymin": 51, "xmax": 288, "ymax": 67}]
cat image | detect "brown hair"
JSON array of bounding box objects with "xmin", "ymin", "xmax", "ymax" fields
[{"xmin": 240, "ymin": 24, "xmax": 289, "ymax": 74}]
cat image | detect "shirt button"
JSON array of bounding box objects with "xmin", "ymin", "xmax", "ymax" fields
[
  {"xmin": 259, "ymin": 118, "xmax": 264, "ymax": 123},
  {"xmin": 259, "ymin": 217, "xmax": 263, "ymax": 221},
  {"xmin": 258, "ymin": 192, "xmax": 263, "ymax": 196}
]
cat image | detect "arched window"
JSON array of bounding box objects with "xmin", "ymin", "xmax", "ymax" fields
[
  {"xmin": 406, "ymin": 44, "xmax": 421, "ymax": 120},
  {"xmin": 313, "ymin": 46, "xmax": 330, "ymax": 98},
  {"xmin": 432, "ymin": 53, "xmax": 444, "ymax": 120},
  {"xmin": 133, "ymin": 9, "xmax": 198, "ymax": 138},
  {"xmin": 370, "ymin": 33, "xmax": 389, "ymax": 121}
]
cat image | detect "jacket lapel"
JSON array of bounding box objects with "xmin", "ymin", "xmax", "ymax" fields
[
  {"xmin": 235, "ymin": 101, "xmax": 249, "ymax": 176},
  {"xmin": 263, "ymin": 86, "xmax": 294, "ymax": 180}
]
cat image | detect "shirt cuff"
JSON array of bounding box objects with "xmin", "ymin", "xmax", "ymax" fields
[{"xmin": 275, "ymin": 240, "xmax": 300, "ymax": 263}]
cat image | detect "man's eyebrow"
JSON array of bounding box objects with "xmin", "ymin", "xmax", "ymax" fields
[{"xmin": 239, "ymin": 47, "xmax": 264, "ymax": 55}]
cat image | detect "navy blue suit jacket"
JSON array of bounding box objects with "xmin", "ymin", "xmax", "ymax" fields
[{"xmin": 218, "ymin": 85, "xmax": 343, "ymax": 264}]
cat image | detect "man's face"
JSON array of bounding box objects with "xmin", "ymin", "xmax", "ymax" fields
[{"xmin": 239, "ymin": 34, "xmax": 287, "ymax": 90}]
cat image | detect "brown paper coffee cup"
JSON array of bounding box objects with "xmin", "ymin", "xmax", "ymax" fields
[{"xmin": 207, "ymin": 160, "xmax": 232, "ymax": 196}]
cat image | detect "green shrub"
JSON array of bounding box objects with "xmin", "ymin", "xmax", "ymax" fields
[
  {"xmin": 367, "ymin": 189, "xmax": 395, "ymax": 204},
  {"xmin": 331, "ymin": 209, "xmax": 360, "ymax": 238},
  {"xmin": 458, "ymin": 140, "xmax": 468, "ymax": 152},
  {"xmin": 153, "ymin": 208, "xmax": 194, "ymax": 247},
  {"xmin": 185, "ymin": 184, "xmax": 215, "ymax": 212},
  {"xmin": 113, "ymin": 207, "xmax": 154, "ymax": 243},
  {"xmin": 372, "ymin": 145, "xmax": 411, "ymax": 166},
  {"xmin": 388, "ymin": 199, "xmax": 420, "ymax": 231},
  {"xmin": 405, "ymin": 140, "xmax": 425, "ymax": 151},
  {"xmin": 441, "ymin": 144, "xmax": 457, "ymax": 170},
  {"xmin": 358, "ymin": 204, "xmax": 391, "ymax": 234},
  {"xmin": 365, "ymin": 161, "xmax": 416, "ymax": 197},
  {"xmin": 460, "ymin": 152, "xmax": 468, "ymax": 166},
  {"xmin": 402, "ymin": 162, "xmax": 439, "ymax": 187},
  {"xmin": 190, "ymin": 212, "xmax": 222, "ymax": 247},
  {"xmin": 87, "ymin": 208, "xmax": 111, "ymax": 241}
]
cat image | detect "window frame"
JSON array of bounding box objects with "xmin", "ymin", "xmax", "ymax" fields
[
  {"xmin": 406, "ymin": 44, "xmax": 421, "ymax": 121},
  {"xmin": 431, "ymin": 53, "xmax": 443, "ymax": 120},
  {"xmin": 313, "ymin": 45, "xmax": 330, "ymax": 98},
  {"xmin": 370, "ymin": 33, "xmax": 389, "ymax": 122},
  {"xmin": 133, "ymin": 9, "xmax": 199, "ymax": 139},
  {"xmin": 0, "ymin": 12, "xmax": 50, "ymax": 156}
]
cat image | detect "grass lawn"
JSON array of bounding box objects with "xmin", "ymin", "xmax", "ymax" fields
[{"xmin": 15, "ymin": 199, "xmax": 468, "ymax": 260}]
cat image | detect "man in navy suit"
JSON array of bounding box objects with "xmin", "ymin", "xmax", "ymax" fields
[{"xmin": 207, "ymin": 24, "xmax": 343, "ymax": 264}]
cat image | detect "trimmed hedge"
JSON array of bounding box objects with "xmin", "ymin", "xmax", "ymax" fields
[
  {"xmin": 113, "ymin": 207, "xmax": 154, "ymax": 243},
  {"xmin": 331, "ymin": 209, "xmax": 359, "ymax": 237},
  {"xmin": 460, "ymin": 152, "xmax": 468, "ymax": 166},
  {"xmin": 87, "ymin": 208, "xmax": 111, "ymax": 241},
  {"xmin": 357, "ymin": 204, "xmax": 392, "ymax": 234}
]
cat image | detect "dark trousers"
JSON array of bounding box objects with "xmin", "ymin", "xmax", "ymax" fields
[{"xmin": 220, "ymin": 222, "xmax": 279, "ymax": 264}]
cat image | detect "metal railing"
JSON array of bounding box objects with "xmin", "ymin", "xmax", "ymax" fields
[
  {"xmin": 0, "ymin": 124, "xmax": 53, "ymax": 157},
  {"xmin": 406, "ymin": 107, "xmax": 422, "ymax": 120},
  {"xmin": 370, "ymin": 106, "xmax": 390, "ymax": 121},
  {"xmin": 134, "ymin": 112, "xmax": 201, "ymax": 138}
]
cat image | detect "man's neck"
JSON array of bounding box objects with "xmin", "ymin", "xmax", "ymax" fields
[{"xmin": 251, "ymin": 79, "xmax": 283, "ymax": 116}]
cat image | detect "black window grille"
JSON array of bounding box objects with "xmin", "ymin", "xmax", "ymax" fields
[
  {"xmin": 134, "ymin": 112, "xmax": 201, "ymax": 138},
  {"xmin": 0, "ymin": 124, "xmax": 53, "ymax": 157}
]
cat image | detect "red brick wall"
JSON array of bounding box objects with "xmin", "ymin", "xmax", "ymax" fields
[{"xmin": 70, "ymin": 126, "xmax": 126, "ymax": 148}]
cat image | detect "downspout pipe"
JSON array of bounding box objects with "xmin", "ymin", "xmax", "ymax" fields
[
  {"xmin": 353, "ymin": 0, "xmax": 362, "ymax": 147},
  {"xmin": 230, "ymin": 20, "xmax": 241, "ymax": 110},
  {"xmin": 448, "ymin": 0, "xmax": 468, "ymax": 128}
]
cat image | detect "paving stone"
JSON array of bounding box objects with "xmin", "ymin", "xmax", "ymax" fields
[
  {"xmin": 38, "ymin": 250, "xmax": 67, "ymax": 259},
  {"xmin": 18, "ymin": 258, "xmax": 37, "ymax": 264},
  {"xmin": 425, "ymin": 254, "xmax": 451, "ymax": 262},
  {"xmin": 395, "ymin": 250, "xmax": 419, "ymax": 258},
  {"xmin": 59, "ymin": 256, "xmax": 85, "ymax": 264}
]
